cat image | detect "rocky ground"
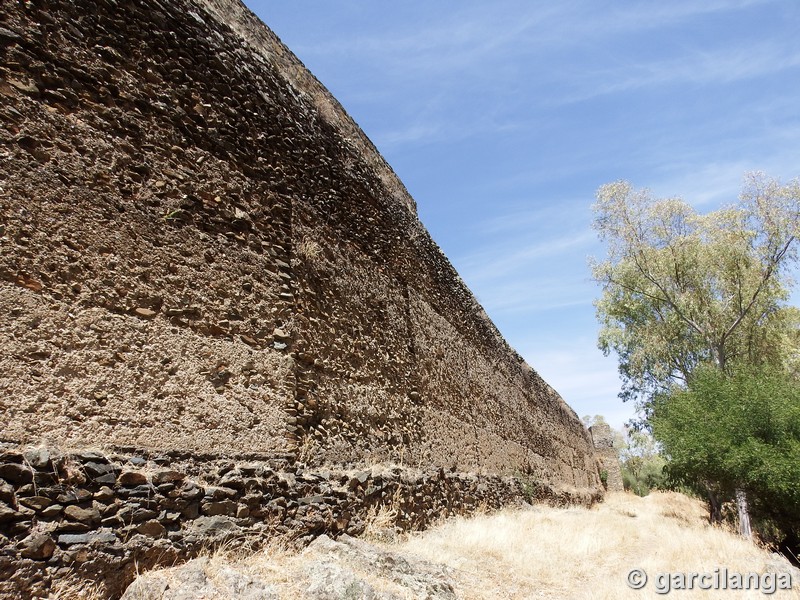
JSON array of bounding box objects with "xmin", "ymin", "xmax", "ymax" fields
[{"xmin": 122, "ymin": 534, "xmax": 457, "ymax": 600}]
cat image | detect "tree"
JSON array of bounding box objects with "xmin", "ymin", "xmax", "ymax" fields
[
  {"xmin": 581, "ymin": 414, "xmax": 608, "ymax": 428},
  {"xmin": 590, "ymin": 172, "xmax": 800, "ymax": 537},
  {"xmin": 618, "ymin": 429, "xmax": 666, "ymax": 497},
  {"xmin": 652, "ymin": 366, "xmax": 800, "ymax": 545},
  {"xmin": 591, "ymin": 172, "xmax": 800, "ymax": 419}
]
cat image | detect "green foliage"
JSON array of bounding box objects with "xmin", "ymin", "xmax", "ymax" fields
[
  {"xmin": 591, "ymin": 172, "xmax": 800, "ymax": 549},
  {"xmin": 652, "ymin": 366, "xmax": 800, "ymax": 540},
  {"xmin": 515, "ymin": 473, "xmax": 540, "ymax": 504},
  {"xmin": 621, "ymin": 460, "xmax": 666, "ymax": 497},
  {"xmin": 590, "ymin": 173, "xmax": 800, "ymax": 418},
  {"xmin": 618, "ymin": 429, "xmax": 667, "ymax": 496}
]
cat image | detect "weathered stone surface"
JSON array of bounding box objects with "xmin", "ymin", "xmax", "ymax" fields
[
  {"xmin": 0, "ymin": 0, "xmax": 597, "ymax": 489},
  {"xmin": 118, "ymin": 471, "xmax": 149, "ymax": 486},
  {"xmin": 0, "ymin": 443, "xmax": 601, "ymax": 599},
  {"xmin": 0, "ymin": 464, "xmax": 33, "ymax": 484},
  {"xmin": 18, "ymin": 496, "xmax": 51, "ymax": 511},
  {"xmin": 589, "ymin": 422, "xmax": 624, "ymax": 492},
  {"xmin": 204, "ymin": 487, "xmax": 237, "ymax": 501},
  {"xmin": 305, "ymin": 535, "xmax": 457, "ymax": 599},
  {"xmin": 83, "ymin": 461, "xmax": 116, "ymax": 478},
  {"xmin": 95, "ymin": 486, "xmax": 115, "ymax": 502},
  {"xmin": 152, "ymin": 470, "xmax": 185, "ymax": 485},
  {"xmin": 72, "ymin": 451, "xmax": 108, "ymax": 464},
  {"xmin": 94, "ymin": 472, "xmax": 118, "ymax": 486},
  {"xmin": 57, "ymin": 530, "xmax": 118, "ymax": 545},
  {"xmin": 54, "ymin": 521, "xmax": 90, "ymax": 534},
  {"xmin": 298, "ymin": 495, "xmax": 324, "ymax": 506},
  {"xmin": 56, "ymin": 489, "xmax": 92, "ymax": 505},
  {"xmin": 0, "ymin": 482, "xmax": 14, "ymax": 505},
  {"xmin": 64, "ymin": 505, "xmax": 101, "ymax": 525},
  {"xmin": 128, "ymin": 507, "xmax": 160, "ymax": 523},
  {"xmin": 188, "ymin": 516, "xmax": 240, "ymax": 539},
  {"xmin": 121, "ymin": 557, "xmax": 279, "ymax": 600},
  {"xmin": 0, "ymin": 502, "xmax": 19, "ymax": 523},
  {"xmin": 136, "ymin": 520, "xmax": 166, "ymax": 538},
  {"xmin": 122, "ymin": 534, "xmax": 456, "ymax": 599},
  {"xmin": 201, "ymin": 500, "xmax": 237, "ymax": 517},
  {"xmin": 19, "ymin": 534, "xmax": 56, "ymax": 560},
  {"xmin": 0, "ymin": 451, "xmax": 23, "ymax": 464},
  {"xmin": 22, "ymin": 447, "xmax": 51, "ymax": 470},
  {"xmin": 40, "ymin": 504, "xmax": 63, "ymax": 519}
]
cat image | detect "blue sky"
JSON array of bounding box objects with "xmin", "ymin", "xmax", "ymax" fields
[{"xmin": 243, "ymin": 0, "xmax": 800, "ymax": 429}]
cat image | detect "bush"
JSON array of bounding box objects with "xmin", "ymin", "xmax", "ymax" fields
[{"xmin": 653, "ymin": 366, "xmax": 800, "ymax": 553}]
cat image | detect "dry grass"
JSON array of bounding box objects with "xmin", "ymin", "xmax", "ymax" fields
[
  {"xmin": 122, "ymin": 491, "xmax": 799, "ymax": 599},
  {"xmin": 395, "ymin": 491, "xmax": 799, "ymax": 599},
  {"xmin": 48, "ymin": 575, "xmax": 106, "ymax": 600},
  {"xmin": 295, "ymin": 238, "xmax": 324, "ymax": 263}
]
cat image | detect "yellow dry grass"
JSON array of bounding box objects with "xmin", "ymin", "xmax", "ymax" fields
[
  {"xmin": 394, "ymin": 491, "xmax": 799, "ymax": 599},
  {"xmin": 120, "ymin": 490, "xmax": 800, "ymax": 599}
]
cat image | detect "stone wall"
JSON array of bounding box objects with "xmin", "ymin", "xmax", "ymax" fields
[
  {"xmin": 0, "ymin": 0, "xmax": 598, "ymax": 487},
  {"xmin": 589, "ymin": 423, "xmax": 623, "ymax": 492},
  {"xmin": 0, "ymin": 445, "xmax": 601, "ymax": 598},
  {"xmin": 0, "ymin": 0, "xmax": 603, "ymax": 596}
]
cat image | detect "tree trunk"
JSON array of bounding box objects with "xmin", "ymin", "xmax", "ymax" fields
[
  {"xmin": 708, "ymin": 489, "xmax": 722, "ymax": 524},
  {"xmin": 714, "ymin": 344, "xmax": 726, "ymax": 373},
  {"xmin": 736, "ymin": 488, "xmax": 752, "ymax": 540}
]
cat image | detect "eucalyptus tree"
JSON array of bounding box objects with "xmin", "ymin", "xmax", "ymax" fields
[
  {"xmin": 591, "ymin": 172, "xmax": 800, "ymax": 417},
  {"xmin": 590, "ymin": 172, "xmax": 800, "ymax": 535}
]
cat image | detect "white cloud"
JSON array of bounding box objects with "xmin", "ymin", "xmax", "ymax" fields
[
  {"xmin": 478, "ymin": 201, "xmax": 589, "ymax": 235},
  {"xmin": 291, "ymin": 0, "xmax": 778, "ymax": 77},
  {"xmin": 472, "ymin": 278, "xmax": 592, "ymax": 316},
  {"xmin": 585, "ymin": 0, "xmax": 778, "ymax": 37},
  {"xmin": 640, "ymin": 144, "xmax": 800, "ymax": 208},
  {"xmin": 376, "ymin": 123, "xmax": 443, "ymax": 147}
]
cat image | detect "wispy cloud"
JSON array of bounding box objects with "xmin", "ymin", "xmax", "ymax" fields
[
  {"xmin": 294, "ymin": 0, "xmax": 778, "ymax": 76},
  {"xmin": 459, "ymin": 230, "xmax": 595, "ymax": 282},
  {"xmin": 376, "ymin": 123, "xmax": 443, "ymax": 147},
  {"xmin": 470, "ymin": 279, "xmax": 592, "ymax": 315},
  {"xmin": 372, "ymin": 106, "xmax": 529, "ymax": 150},
  {"xmin": 629, "ymin": 123, "xmax": 800, "ymax": 207},
  {"xmin": 562, "ymin": 41, "xmax": 800, "ymax": 104},
  {"xmin": 291, "ymin": 3, "xmax": 564, "ymax": 73},
  {"xmin": 478, "ymin": 201, "xmax": 589, "ymax": 236},
  {"xmin": 581, "ymin": 0, "xmax": 778, "ymax": 38},
  {"xmin": 285, "ymin": 0, "xmax": 797, "ymax": 161}
]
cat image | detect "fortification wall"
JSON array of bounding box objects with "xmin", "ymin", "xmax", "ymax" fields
[
  {"xmin": 589, "ymin": 423, "xmax": 624, "ymax": 492},
  {"xmin": 0, "ymin": 0, "xmax": 604, "ymax": 595},
  {"xmin": 0, "ymin": 0, "xmax": 598, "ymax": 487}
]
